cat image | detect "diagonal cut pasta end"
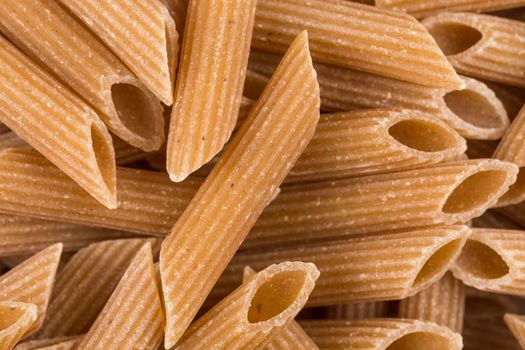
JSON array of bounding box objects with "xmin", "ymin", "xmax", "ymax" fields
[{"xmin": 0, "ymin": 301, "xmax": 38, "ymax": 349}]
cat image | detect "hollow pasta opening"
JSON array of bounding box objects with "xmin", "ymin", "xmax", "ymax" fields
[
  {"xmin": 0, "ymin": 305, "xmax": 24, "ymax": 330},
  {"xmin": 388, "ymin": 119, "xmax": 459, "ymax": 152},
  {"xmin": 443, "ymin": 170, "xmax": 508, "ymax": 214},
  {"xmin": 111, "ymin": 83, "xmax": 157, "ymax": 139},
  {"xmin": 386, "ymin": 331, "xmax": 453, "ymax": 350},
  {"xmin": 90, "ymin": 124, "xmax": 116, "ymax": 197},
  {"xmin": 427, "ymin": 23, "xmax": 482, "ymax": 55},
  {"xmin": 413, "ymin": 239, "xmax": 463, "ymax": 288},
  {"xmin": 498, "ymin": 167, "xmax": 525, "ymax": 204},
  {"xmin": 456, "ymin": 240, "xmax": 509, "ymax": 279},
  {"xmin": 444, "ymin": 89, "xmax": 506, "ymax": 129},
  {"xmin": 247, "ymin": 270, "xmax": 306, "ymax": 323}
]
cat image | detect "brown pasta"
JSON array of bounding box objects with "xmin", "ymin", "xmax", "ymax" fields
[
  {"xmin": 212, "ymin": 226, "xmax": 469, "ymax": 306},
  {"xmin": 167, "ymin": 0, "xmax": 257, "ymax": 181},
  {"xmin": 466, "ymin": 288, "xmax": 518, "ymax": 320},
  {"xmin": 58, "ymin": 0, "xmax": 179, "ymax": 105},
  {"xmin": 300, "ymin": 319, "xmax": 463, "ymax": 350},
  {"xmin": 483, "ymin": 81, "xmax": 525, "ymax": 119},
  {"xmin": 160, "ymin": 31, "xmax": 320, "ymax": 348},
  {"xmin": 249, "ymin": 50, "xmax": 509, "ymax": 140},
  {"xmin": 36, "ymin": 239, "xmax": 150, "ymax": 338},
  {"xmin": 174, "ymin": 262, "xmax": 319, "ymax": 350},
  {"xmin": 0, "ymin": 132, "xmax": 28, "ymax": 151},
  {"xmin": 472, "ymin": 209, "xmax": 522, "ymax": 230},
  {"xmin": 463, "ymin": 317, "xmax": 520, "ymax": 350},
  {"xmin": 15, "ymin": 336, "xmax": 82, "ymax": 350},
  {"xmin": 0, "ymin": 302, "xmax": 37, "ymax": 350},
  {"xmin": 399, "ymin": 272, "xmax": 465, "ymax": 332},
  {"xmin": 0, "ymin": 36, "xmax": 116, "ymax": 208},
  {"xmin": 252, "ymin": 0, "xmax": 462, "ymax": 89},
  {"xmin": 505, "ymin": 313, "xmax": 525, "ymax": 349},
  {"xmin": 246, "ymin": 159, "xmax": 516, "ymax": 248},
  {"xmin": 423, "ymin": 13, "xmax": 525, "ymax": 88},
  {"xmin": 325, "ymin": 302, "xmax": 389, "ymax": 320}
]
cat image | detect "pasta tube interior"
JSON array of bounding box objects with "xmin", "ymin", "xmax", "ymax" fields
[{"xmin": 0, "ymin": 301, "xmax": 37, "ymax": 350}]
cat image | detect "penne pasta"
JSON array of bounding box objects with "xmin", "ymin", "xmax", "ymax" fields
[
  {"xmin": 58, "ymin": 0, "xmax": 179, "ymax": 105},
  {"xmin": 36, "ymin": 239, "xmax": 150, "ymax": 338},
  {"xmin": 0, "ymin": 36, "xmax": 116, "ymax": 208},
  {"xmin": 160, "ymin": 32, "xmax": 320, "ymax": 348},
  {"xmin": 78, "ymin": 243, "xmax": 164, "ymax": 350},
  {"xmin": 212, "ymin": 226, "xmax": 469, "ymax": 306},
  {"xmin": 0, "ymin": 132, "xmax": 28, "ymax": 151},
  {"xmin": 0, "ymin": 0, "xmax": 165, "ymax": 152},
  {"xmin": 399, "ymin": 272, "xmax": 465, "ymax": 332},
  {"xmin": 300, "ymin": 319, "xmax": 463, "ymax": 350},
  {"xmin": 325, "ymin": 302, "xmax": 388, "ymax": 320},
  {"xmin": 252, "ymin": 0, "xmax": 462, "ymax": 89},
  {"xmin": 0, "ymin": 148, "xmax": 201, "ymax": 236},
  {"xmin": 423, "ymin": 13, "xmax": 525, "ymax": 88},
  {"xmin": 505, "ymin": 314, "xmax": 525, "ymax": 349},
  {"xmin": 0, "ymin": 244, "xmax": 62, "ymax": 336},
  {"xmin": 375, "ymin": 0, "xmax": 525, "ymax": 18},
  {"xmin": 249, "ymin": 50, "xmax": 509, "ymax": 140},
  {"xmin": 174, "ymin": 262, "xmax": 319, "ymax": 350},
  {"xmin": 167, "ymin": 0, "xmax": 257, "ymax": 181},
  {"xmin": 472, "ymin": 209, "xmax": 522, "ymax": 229},
  {"xmin": 452, "ymin": 228, "xmax": 525, "ymax": 296},
  {"xmin": 247, "ymin": 159, "xmax": 516, "ymax": 248},
  {"xmin": 15, "ymin": 336, "xmax": 82, "ymax": 350},
  {"xmin": 0, "ymin": 302, "xmax": 37, "ymax": 350}
]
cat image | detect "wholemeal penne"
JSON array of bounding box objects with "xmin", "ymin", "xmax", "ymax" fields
[
  {"xmin": 505, "ymin": 314, "xmax": 525, "ymax": 349},
  {"xmin": 0, "ymin": 132, "xmax": 28, "ymax": 150},
  {"xmin": 0, "ymin": 302, "xmax": 37, "ymax": 350},
  {"xmin": 375, "ymin": 0, "xmax": 525, "ymax": 18},
  {"xmin": 174, "ymin": 262, "xmax": 319, "ymax": 350},
  {"xmin": 399, "ymin": 272, "xmax": 465, "ymax": 332},
  {"xmin": 249, "ymin": 51, "xmax": 509, "ymax": 140},
  {"xmin": 58, "ymin": 0, "xmax": 178, "ymax": 105},
  {"xmin": 247, "ymin": 160, "xmax": 516, "ymax": 248},
  {"xmin": 252, "ymin": 0, "xmax": 461, "ymax": 89},
  {"xmin": 77, "ymin": 243, "xmax": 163, "ymax": 350},
  {"xmin": 0, "ymin": 0, "xmax": 165, "ymax": 152},
  {"xmin": 212, "ymin": 226, "xmax": 469, "ymax": 306},
  {"xmin": 36, "ymin": 239, "xmax": 150, "ymax": 338},
  {"xmin": 463, "ymin": 317, "xmax": 520, "ymax": 350},
  {"xmin": 0, "ymin": 148, "xmax": 200, "ymax": 235},
  {"xmin": 0, "ymin": 244, "xmax": 62, "ymax": 337},
  {"xmin": 286, "ymin": 108, "xmax": 466, "ymax": 183},
  {"xmin": 15, "ymin": 336, "xmax": 82, "ymax": 350},
  {"xmin": 484, "ymin": 82, "xmax": 525, "ymax": 119},
  {"xmin": 160, "ymin": 0, "xmax": 188, "ymax": 36},
  {"xmin": 160, "ymin": 32, "xmax": 320, "ymax": 347},
  {"xmin": 423, "ymin": 13, "xmax": 525, "ymax": 88},
  {"xmin": 472, "ymin": 209, "xmax": 522, "ymax": 229},
  {"xmin": 167, "ymin": 0, "xmax": 257, "ymax": 181},
  {"xmin": 325, "ymin": 302, "xmax": 388, "ymax": 320},
  {"xmin": 452, "ymin": 228, "xmax": 525, "ymax": 296},
  {"xmin": 0, "ymin": 36, "xmax": 116, "ymax": 208},
  {"xmin": 300, "ymin": 319, "xmax": 463, "ymax": 350}
]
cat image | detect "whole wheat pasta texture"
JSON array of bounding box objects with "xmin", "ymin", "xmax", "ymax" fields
[
  {"xmin": 325, "ymin": 302, "xmax": 388, "ymax": 320},
  {"xmin": 300, "ymin": 319, "xmax": 463, "ymax": 350},
  {"xmin": 160, "ymin": 31, "xmax": 320, "ymax": 348},
  {"xmin": 252, "ymin": 0, "xmax": 462, "ymax": 89},
  {"xmin": 57, "ymin": 0, "xmax": 178, "ymax": 105},
  {"xmin": 174, "ymin": 262, "xmax": 319, "ymax": 350},
  {"xmin": 14, "ymin": 336, "xmax": 82, "ymax": 350},
  {"xmin": 399, "ymin": 272, "xmax": 465, "ymax": 332},
  {"xmin": 0, "ymin": 244, "xmax": 62, "ymax": 337},
  {"xmin": 423, "ymin": 13, "xmax": 525, "ymax": 88},
  {"xmin": 0, "ymin": 0, "xmax": 165, "ymax": 152},
  {"xmin": 0, "ymin": 302, "xmax": 37, "ymax": 350},
  {"xmin": 0, "ymin": 36, "xmax": 116, "ymax": 208},
  {"xmin": 167, "ymin": 0, "xmax": 257, "ymax": 181},
  {"xmin": 213, "ymin": 226, "xmax": 469, "ymax": 306},
  {"xmin": 246, "ymin": 159, "xmax": 517, "ymax": 248},
  {"xmin": 505, "ymin": 313, "xmax": 525, "ymax": 349}
]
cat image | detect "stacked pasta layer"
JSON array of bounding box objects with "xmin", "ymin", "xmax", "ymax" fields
[{"xmin": 2, "ymin": 0, "xmax": 525, "ymax": 349}]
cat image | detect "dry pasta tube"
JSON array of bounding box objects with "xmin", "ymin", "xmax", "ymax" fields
[
  {"xmin": 247, "ymin": 159, "xmax": 517, "ymax": 248},
  {"xmin": 160, "ymin": 31, "xmax": 320, "ymax": 348},
  {"xmin": 167, "ymin": 0, "xmax": 257, "ymax": 182},
  {"xmin": 452, "ymin": 228, "xmax": 525, "ymax": 296},
  {"xmin": 493, "ymin": 105, "xmax": 525, "ymax": 206},
  {"xmin": 58, "ymin": 0, "xmax": 178, "ymax": 105},
  {"xmin": 78, "ymin": 243, "xmax": 163, "ymax": 350},
  {"xmin": 286, "ymin": 108, "xmax": 466, "ymax": 183},
  {"xmin": 399, "ymin": 272, "xmax": 465, "ymax": 332},
  {"xmin": 0, "ymin": 0, "xmax": 165, "ymax": 152},
  {"xmin": 300, "ymin": 319, "xmax": 463, "ymax": 350},
  {"xmin": 0, "ymin": 244, "xmax": 62, "ymax": 337},
  {"xmin": 375, "ymin": 0, "xmax": 525, "ymax": 18},
  {"xmin": 325, "ymin": 302, "xmax": 388, "ymax": 320},
  {"xmin": 0, "ymin": 148, "xmax": 201, "ymax": 235},
  {"xmin": 248, "ymin": 51, "xmax": 509, "ymax": 140},
  {"xmin": 0, "ymin": 302, "xmax": 37, "ymax": 350},
  {"xmin": 423, "ymin": 13, "xmax": 525, "ymax": 88},
  {"xmin": 253, "ymin": 0, "xmax": 462, "ymax": 89},
  {"xmin": 0, "ymin": 36, "xmax": 116, "ymax": 208},
  {"xmin": 505, "ymin": 313, "xmax": 525, "ymax": 349},
  {"xmin": 472, "ymin": 209, "xmax": 522, "ymax": 230},
  {"xmin": 159, "ymin": 0, "xmax": 188, "ymax": 38},
  {"xmin": 213, "ymin": 226, "xmax": 469, "ymax": 306},
  {"xmin": 15, "ymin": 336, "xmax": 82, "ymax": 350},
  {"xmin": 36, "ymin": 239, "xmax": 151, "ymax": 338},
  {"xmin": 174, "ymin": 262, "xmax": 319, "ymax": 350}
]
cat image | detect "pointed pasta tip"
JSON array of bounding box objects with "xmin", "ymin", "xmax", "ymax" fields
[{"xmin": 168, "ymin": 171, "xmax": 189, "ymax": 183}]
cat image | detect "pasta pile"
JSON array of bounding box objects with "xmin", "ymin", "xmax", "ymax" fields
[{"xmin": 4, "ymin": 0, "xmax": 525, "ymax": 349}]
